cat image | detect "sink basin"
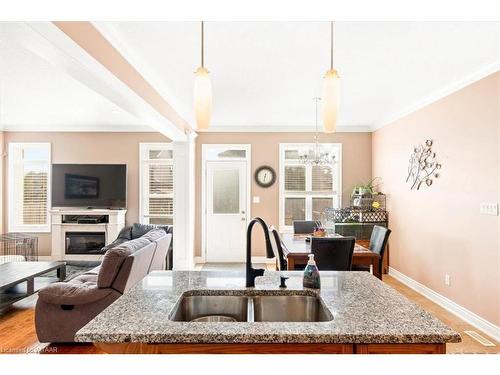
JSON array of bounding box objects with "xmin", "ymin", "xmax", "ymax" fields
[
  {"xmin": 252, "ymin": 295, "xmax": 333, "ymax": 322},
  {"xmin": 169, "ymin": 291, "xmax": 333, "ymax": 323},
  {"xmin": 169, "ymin": 294, "xmax": 249, "ymax": 322}
]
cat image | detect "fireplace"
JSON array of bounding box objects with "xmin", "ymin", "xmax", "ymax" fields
[{"xmin": 65, "ymin": 232, "xmax": 106, "ymax": 255}]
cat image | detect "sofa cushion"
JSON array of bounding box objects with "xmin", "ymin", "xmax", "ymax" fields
[
  {"xmin": 100, "ymin": 237, "xmax": 128, "ymax": 253},
  {"xmin": 97, "ymin": 237, "xmax": 151, "ymax": 288},
  {"xmin": 132, "ymin": 223, "xmax": 172, "ymax": 239},
  {"xmin": 141, "ymin": 228, "xmax": 167, "ymax": 242},
  {"xmin": 84, "ymin": 265, "xmax": 101, "ymax": 275},
  {"xmin": 100, "ymin": 226, "xmax": 132, "ymax": 253},
  {"xmin": 38, "ymin": 274, "xmax": 114, "ymax": 305},
  {"xmin": 117, "ymin": 226, "xmax": 133, "ymax": 240}
]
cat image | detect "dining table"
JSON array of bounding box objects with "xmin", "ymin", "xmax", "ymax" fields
[{"xmin": 280, "ymin": 233, "xmax": 382, "ymax": 279}]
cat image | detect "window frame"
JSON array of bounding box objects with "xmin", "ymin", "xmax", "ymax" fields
[
  {"xmin": 279, "ymin": 143, "xmax": 342, "ymax": 233},
  {"xmin": 139, "ymin": 142, "xmax": 174, "ymax": 225},
  {"xmin": 8, "ymin": 142, "xmax": 52, "ymax": 233}
]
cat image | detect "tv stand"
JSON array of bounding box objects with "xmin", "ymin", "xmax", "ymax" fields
[{"xmin": 50, "ymin": 208, "xmax": 127, "ymax": 261}]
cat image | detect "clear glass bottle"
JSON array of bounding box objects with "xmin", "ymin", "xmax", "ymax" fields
[{"xmin": 303, "ymin": 254, "xmax": 321, "ymax": 289}]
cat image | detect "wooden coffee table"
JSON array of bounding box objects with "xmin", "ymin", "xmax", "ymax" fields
[{"xmin": 0, "ymin": 261, "xmax": 66, "ymax": 309}]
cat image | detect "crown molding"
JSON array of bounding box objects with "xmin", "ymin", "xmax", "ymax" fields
[
  {"xmin": 198, "ymin": 125, "xmax": 372, "ymax": 133},
  {"xmin": 0, "ymin": 124, "xmax": 156, "ymax": 133},
  {"xmin": 372, "ymin": 61, "xmax": 500, "ymax": 131}
]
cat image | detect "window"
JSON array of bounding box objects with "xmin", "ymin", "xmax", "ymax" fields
[
  {"xmin": 139, "ymin": 143, "xmax": 174, "ymax": 225},
  {"xmin": 8, "ymin": 143, "xmax": 51, "ymax": 232},
  {"xmin": 279, "ymin": 143, "xmax": 341, "ymax": 231}
]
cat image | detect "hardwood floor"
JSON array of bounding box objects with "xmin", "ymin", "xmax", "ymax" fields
[
  {"xmin": 383, "ymin": 275, "xmax": 499, "ymax": 354},
  {"xmin": 0, "ymin": 272, "xmax": 497, "ymax": 354}
]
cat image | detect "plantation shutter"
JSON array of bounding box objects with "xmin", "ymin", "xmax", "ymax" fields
[
  {"xmin": 284, "ymin": 166, "xmax": 306, "ymax": 191},
  {"xmin": 140, "ymin": 144, "xmax": 174, "ymax": 225},
  {"xmin": 23, "ymin": 167, "xmax": 48, "ymax": 224},
  {"xmin": 8, "ymin": 143, "xmax": 51, "ymax": 232},
  {"xmin": 312, "ymin": 166, "xmax": 333, "ymax": 191}
]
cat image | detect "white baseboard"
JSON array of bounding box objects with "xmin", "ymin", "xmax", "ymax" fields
[
  {"xmin": 389, "ymin": 267, "xmax": 500, "ymax": 343},
  {"xmin": 194, "ymin": 256, "xmax": 275, "ymax": 265}
]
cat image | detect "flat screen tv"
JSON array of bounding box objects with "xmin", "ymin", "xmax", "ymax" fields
[{"xmin": 52, "ymin": 164, "xmax": 127, "ymax": 208}]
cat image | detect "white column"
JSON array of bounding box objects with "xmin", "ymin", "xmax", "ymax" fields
[{"xmin": 172, "ymin": 133, "xmax": 197, "ymax": 270}]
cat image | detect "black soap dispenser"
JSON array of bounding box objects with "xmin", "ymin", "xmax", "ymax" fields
[{"xmin": 303, "ymin": 254, "xmax": 321, "ymax": 289}]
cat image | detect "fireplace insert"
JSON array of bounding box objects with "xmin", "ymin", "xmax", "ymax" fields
[{"xmin": 65, "ymin": 232, "xmax": 106, "ymax": 255}]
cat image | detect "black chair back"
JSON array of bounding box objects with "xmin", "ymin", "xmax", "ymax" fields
[
  {"xmin": 369, "ymin": 225, "xmax": 391, "ymax": 274},
  {"xmin": 311, "ymin": 237, "xmax": 356, "ymax": 271},
  {"xmin": 269, "ymin": 226, "xmax": 288, "ymax": 271},
  {"xmin": 293, "ymin": 220, "xmax": 317, "ymax": 234}
]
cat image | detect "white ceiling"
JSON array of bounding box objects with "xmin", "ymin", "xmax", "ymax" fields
[
  {"xmin": 0, "ymin": 23, "xmax": 153, "ymax": 132},
  {"xmin": 1, "ymin": 21, "xmax": 499, "ymax": 132}
]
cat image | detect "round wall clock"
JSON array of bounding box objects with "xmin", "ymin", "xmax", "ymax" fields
[{"xmin": 254, "ymin": 166, "xmax": 276, "ymax": 188}]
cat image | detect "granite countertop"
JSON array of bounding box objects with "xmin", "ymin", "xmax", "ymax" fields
[{"xmin": 75, "ymin": 271, "xmax": 461, "ymax": 344}]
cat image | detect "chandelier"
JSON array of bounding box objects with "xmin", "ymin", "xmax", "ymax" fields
[{"xmin": 299, "ymin": 97, "xmax": 336, "ymax": 166}]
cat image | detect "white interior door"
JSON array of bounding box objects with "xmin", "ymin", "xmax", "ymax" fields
[{"xmin": 206, "ymin": 161, "xmax": 247, "ymax": 262}]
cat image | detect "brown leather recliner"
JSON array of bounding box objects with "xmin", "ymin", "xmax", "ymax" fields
[{"xmin": 35, "ymin": 229, "xmax": 172, "ymax": 343}]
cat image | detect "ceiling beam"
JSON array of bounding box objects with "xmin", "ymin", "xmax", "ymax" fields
[{"xmin": 20, "ymin": 21, "xmax": 191, "ymax": 141}]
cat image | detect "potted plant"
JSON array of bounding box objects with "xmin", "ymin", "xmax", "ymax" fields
[{"xmin": 351, "ymin": 177, "xmax": 382, "ymax": 197}]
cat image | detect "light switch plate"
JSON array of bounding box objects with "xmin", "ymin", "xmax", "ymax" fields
[
  {"xmin": 479, "ymin": 203, "xmax": 499, "ymax": 216},
  {"xmin": 253, "ymin": 196, "xmax": 260, "ymax": 203},
  {"xmin": 444, "ymin": 274, "xmax": 451, "ymax": 286}
]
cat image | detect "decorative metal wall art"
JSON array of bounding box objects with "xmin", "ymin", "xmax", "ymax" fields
[{"xmin": 406, "ymin": 140, "xmax": 441, "ymax": 190}]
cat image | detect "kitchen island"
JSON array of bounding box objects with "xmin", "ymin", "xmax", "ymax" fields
[{"xmin": 75, "ymin": 271, "xmax": 460, "ymax": 354}]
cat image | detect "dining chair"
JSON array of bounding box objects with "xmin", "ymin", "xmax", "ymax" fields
[
  {"xmin": 293, "ymin": 220, "xmax": 318, "ymax": 234},
  {"xmin": 268, "ymin": 226, "xmax": 288, "ymax": 271},
  {"xmin": 311, "ymin": 237, "xmax": 356, "ymax": 271},
  {"xmin": 352, "ymin": 225, "xmax": 391, "ymax": 276}
]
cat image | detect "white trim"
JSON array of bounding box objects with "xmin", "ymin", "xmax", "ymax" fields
[
  {"xmin": 172, "ymin": 140, "xmax": 196, "ymax": 270},
  {"xmin": 201, "ymin": 144, "xmax": 252, "ymax": 262},
  {"xmin": 1, "ymin": 124, "xmax": 372, "ymax": 134},
  {"xmin": 198, "ymin": 125, "xmax": 372, "ymax": 133},
  {"xmin": 373, "ymin": 61, "xmax": 500, "ymax": 131},
  {"xmin": 8, "ymin": 142, "xmax": 52, "ymax": 233},
  {"xmin": 389, "ymin": 267, "xmax": 500, "ymax": 343},
  {"xmin": 1, "ymin": 124, "xmax": 158, "ymax": 132}
]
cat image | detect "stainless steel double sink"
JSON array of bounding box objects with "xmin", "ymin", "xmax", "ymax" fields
[{"xmin": 169, "ymin": 292, "xmax": 333, "ymax": 323}]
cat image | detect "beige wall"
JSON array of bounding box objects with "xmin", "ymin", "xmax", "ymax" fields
[
  {"xmin": 372, "ymin": 72, "xmax": 500, "ymax": 325},
  {"xmin": 2, "ymin": 132, "xmax": 170, "ymax": 256},
  {"xmin": 195, "ymin": 132, "xmax": 372, "ymax": 257}
]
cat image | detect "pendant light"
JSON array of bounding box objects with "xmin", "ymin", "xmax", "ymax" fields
[
  {"xmin": 322, "ymin": 21, "xmax": 340, "ymax": 133},
  {"xmin": 194, "ymin": 21, "xmax": 212, "ymax": 130}
]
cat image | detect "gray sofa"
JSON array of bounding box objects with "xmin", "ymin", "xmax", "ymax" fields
[
  {"xmin": 102, "ymin": 223, "xmax": 174, "ymax": 270},
  {"xmin": 35, "ymin": 228, "xmax": 172, "ymax": 343}
]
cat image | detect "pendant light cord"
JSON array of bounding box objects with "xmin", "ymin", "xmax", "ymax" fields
[
  {"xmin": 330, "ymin": 21, "xmax": 334, "ymax": 70},
  {"xmin": 314, "ymin": 97, "xmax": 320, "ymax": 156},
  {"xmin": 201, "ymin": 21, "xmax": 205, "ymax": 68}
]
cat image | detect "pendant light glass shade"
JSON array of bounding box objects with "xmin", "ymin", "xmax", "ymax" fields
[
  {"xmin": 322, "ymin": 69, "xmax": 340, "ymax": 133},
  {"xmin": 194, "ymin": 66, "xmax": 212, "ymax": 130}
]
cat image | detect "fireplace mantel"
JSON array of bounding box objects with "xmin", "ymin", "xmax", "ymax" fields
[{"xmin": 50, "ymin": 208, "xmax": 127, "ymax": 261}]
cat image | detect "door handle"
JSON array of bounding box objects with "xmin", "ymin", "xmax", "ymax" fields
[
  {"xmin": 241, "ymin": 210, "xmax": 245, "ymax": 214},
  {"xmin": 241, "ymin": 217, "xmax": 246, "ymax": 221}
]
